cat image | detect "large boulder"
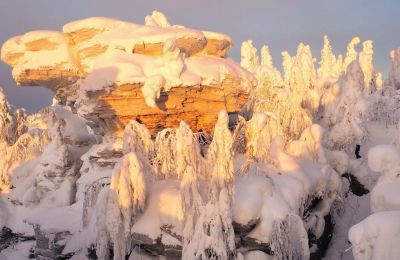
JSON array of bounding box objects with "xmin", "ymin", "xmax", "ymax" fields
[{"xmin": 1, "ymin": 12, "xmax": 254, "ymax": 135}]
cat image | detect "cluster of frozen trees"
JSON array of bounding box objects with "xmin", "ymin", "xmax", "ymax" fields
[
  {"xmin": 240, "ymin": 35, "xmax": 400, "ymax": 153},
  {"xmin": 75, "ymin": 111, "xmax": 238, "ymax": 259},
  {"xmin": 239, "ymin": 36, "xmax": 400, "ymax": 260},
  {"xmin": 0, "ymin": 88, "xmax": 51, "ymax": 193}
]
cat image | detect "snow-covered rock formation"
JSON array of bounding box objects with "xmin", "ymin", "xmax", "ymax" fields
[{"xmin": 1, "ymin": 12, "xmax": 254, "ymax": 135}]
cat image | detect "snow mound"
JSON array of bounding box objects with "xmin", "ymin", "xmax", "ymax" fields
[{"xmin": 349, "ymin": 211, "xmax": 400, "ymax": 260}]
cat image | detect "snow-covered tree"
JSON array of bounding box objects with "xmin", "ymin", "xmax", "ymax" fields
[
  {"xmin": 375, "ymin": 72, "xmax": 383, "ymax": 91},
  {"xmin": 240, "ymin": 41, "xmax": 282, "ymax": 89},
  {"xmin": 95, "ymin": 125, "xmax": 154, "ymax": 259},
  {"xmin": 282, "ymin": 51, "xmax": 294, "ymax": 84},
  {"xmin": 318, "ymin": 35, "xmax": 337, "ymax": 80},
  {"xmin": 389, "ymin": 47, "xmax": 400, "ymax": 89},
  {"xmin": 260, "ymin": 45, "xmax": 273, "ymax": 67},
  {"xmin": 252, "ymin": 85, "xmax": 312, "ymax": 143},
  {"xmin": 14, "ymin": 108, "xmax": 27, "ymax": 138},
  {"xmin": 359, "ymin": 40, "xmax": 375, "ymax": 94},
  {"xmin": 180, "ymin": 111, "xmax": 238, "ymax": 259},
  {"xmin": 100, "ymin": 120, "xmax": 154, "ymax": 259},
  {"xmin": 324, "ymin": 61, "xmax": 368, "ymax": 152},
  {"xmin": 177, "ymin": 121, "xmax": 207, "ymax": 258},
  {"xmin": 334, "ymin": 54, "xmax": 344, "ymax": 77},
  {"xmin": 0, "ymin": 95, "xmax": 52, "ymax": 193},
  {"xmin": 317, "ymin": 35, "xmax": 345, "ymax": 79},
  {"xmin": 255, "ymin": 45, "xmax": 283, "ymax": 88},
  {"xmin": 344, "ymin": 37, "xmax": 361, "ymax": 71},
  {"xmin": 122, "ymin": 119, "xmax": 154, "ymax": 158},
  {"xmin": 153, "ymin": 128, "xmax": 178, "ymax": 179},
  {"xmin": 245, "ymin": 112, "xmax": 282, "ymax": 162},
  {"xmin": 240, "ymin": 40, "xmax": 259, "ymax": 73},
  {"xmin": 0, "ymin": 87, "xmax": 17, "ymax": 145},
  {"xmin": 290, "ymin": 43, "xmax": 318, "ymax": 113},
  {"xmin": 202, "ymin": 110, "xmax": 236, "ymax": 259},
  {"xmin": 295, "ymin": 43, "xmax": 317, "ymax": 90},
  {"xmin": 105, "ymin": 151, "xmax": 152, "ymax": 260}
]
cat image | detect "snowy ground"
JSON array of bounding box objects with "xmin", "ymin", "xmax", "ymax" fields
[
  {"xmin": 0, "ymin": 241, "xmax": 35, "ymax": 260},
  {"xmin": 324, "ymin": 121, "xmax": 397, "ymax": 260}
]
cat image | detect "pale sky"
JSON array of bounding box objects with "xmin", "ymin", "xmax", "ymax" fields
[{"xmin": 1, "ymin": 0, "xmax": 399, "ymax": 112}]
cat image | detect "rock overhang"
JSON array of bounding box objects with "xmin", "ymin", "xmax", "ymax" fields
[{"xmin": 1, "ymin": 12, "xmax": 256, "ymax": 135}]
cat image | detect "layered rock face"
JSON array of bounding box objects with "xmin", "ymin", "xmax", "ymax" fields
[{"xmin": 1, "ymin": 12, "xmax": 254, "ymax": 134}]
